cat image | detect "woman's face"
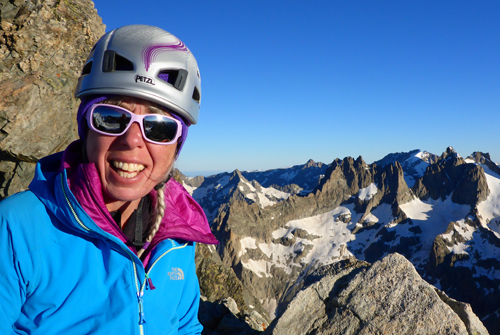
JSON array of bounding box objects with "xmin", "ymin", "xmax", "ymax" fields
[{"xmin": 86, "ymin": 98, "xmax": 177, "ymax": 211}]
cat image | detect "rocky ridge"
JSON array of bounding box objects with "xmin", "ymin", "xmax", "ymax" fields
[
  {"xmin": 0, "ymin": 0, "xmax": 105, "ymax": 198},
  {"xmin": 264, "ymin": 254, "xmax": 488, "ymax": 335}
]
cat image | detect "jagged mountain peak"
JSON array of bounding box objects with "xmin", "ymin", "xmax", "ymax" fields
[
  {"xmin": 467, "ymin": 151, "xmax": 500, "ymax": 177},
  {"xmin": 468, "ymin": 151, "xmax": 492, "ymax": 164},
  {"xmin": 302, "ymin": 159, "xmax": 317, "ymax": 169},
  {"xmin": 373, "ymin": 149, "xmax": 436, "ymax": 188},
  {"xmin": 354, "ymin": 155, "xmax": 366, "ymax": 167},
  {"xmin": 229, "ymin": 169, "xmax": 246, "ymax": 182},
  {"xmin": 439, "ymin": 146, "xmax": 463, "ymax": 163},
  {"xmin": 185, "ymin": 147, "xmax": 498, "ymax": 334},
  {"xmin": 446, "ymin": 146, "xmax": 456, "ymax": 153}
]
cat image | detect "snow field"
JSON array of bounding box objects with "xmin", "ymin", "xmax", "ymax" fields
[
  {"xmin": 240, "ymin": 208, "xmax": 356, "ymax": 277},
  {"xmin": 477, "ymin": 164, "xmax": 500, "ymax": 236},
  {"xmin": 400, "ymin": 197, "xmax": 470, "ymax": 266},
  {"xmin": 241, "ymin": 179, "xmax": 289, "ymax": 208}
]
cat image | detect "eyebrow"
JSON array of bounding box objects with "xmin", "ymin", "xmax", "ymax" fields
[{"xmin": 116, "ymin": 101, "xmax": 168, "ymax": 116}]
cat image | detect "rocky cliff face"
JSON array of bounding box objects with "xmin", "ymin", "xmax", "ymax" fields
[
  {"xmin": 413, "ymin": 147, "xmax": 490, "ymax": 206},
  {"xmin": 0, "ymin": 0, "xmax": 105, "ymax": 198},
  {"xmin": 264, "ymin": 254, "xmax": 488, "ymax": 335}
]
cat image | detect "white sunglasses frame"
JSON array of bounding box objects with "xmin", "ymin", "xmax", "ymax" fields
[{"xmin": 86, "ymin": 103, "xmax": 182, "ymax": 145}]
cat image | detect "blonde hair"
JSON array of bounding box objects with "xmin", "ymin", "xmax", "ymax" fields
[{"xmin": 136, "ymin": 164, "xmax": 174, "ymax": 258}]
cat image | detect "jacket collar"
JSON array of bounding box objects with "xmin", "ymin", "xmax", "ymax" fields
[{"xmin": 30, "ymin": 141, "xmax": 218, "ymax": 260}]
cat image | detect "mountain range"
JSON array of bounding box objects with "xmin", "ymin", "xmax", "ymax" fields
[{"xmin": 182, "ymin": 147, "xmax": 500, "ymax": 334}]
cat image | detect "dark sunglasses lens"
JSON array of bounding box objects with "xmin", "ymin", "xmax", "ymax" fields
[
  {"xmin": 143, "ymin": 116, "xmax": 178, "ymax": 143},
  {"xmin": 92, "ymin": 106, "xmax": 131, "ymax": 134}
]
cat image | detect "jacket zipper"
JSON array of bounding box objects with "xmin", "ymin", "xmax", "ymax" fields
[
  {"xmin": 134, "ymin": 243, "xmax": 188, "ymax": 335},
  {"xmin": 139, "ymin": 241, "xmax": 188, "ymax": 294},
  {"xmin": 60, "ymin": 176, "xmax": 193, "ymax": 334},
  {"xmin": 60, "ymin": 176, "xmax": 144, "ymax": 335},
  {"xmin": 60, "ymin": 177, "xmax": 91, "ymax": 232}
]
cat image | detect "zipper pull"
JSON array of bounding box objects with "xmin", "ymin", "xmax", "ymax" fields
[
  {"xmin": 145, "ymin": 274, "xmax": 156, "ymax": 290},
  {"xmin": 147, "ymin": 277, "xmax": 156, "ymax": 291},
  {"xmin": 137, "ymin": 291, "xmax": 146, "ymax": 325}
]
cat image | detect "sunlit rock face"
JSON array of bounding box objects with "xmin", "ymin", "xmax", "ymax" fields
[
  {"xmin": 264, "ymin": 254, "xmax": 488, "ymax": 335},
  {"xmin": 0, "ymin": 0, "xmax": 105, "ymax": 198}
]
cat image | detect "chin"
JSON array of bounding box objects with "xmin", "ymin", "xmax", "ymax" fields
[{"xmin": 105, "ymin": 187, "xmax": 150, "ymax": 203}]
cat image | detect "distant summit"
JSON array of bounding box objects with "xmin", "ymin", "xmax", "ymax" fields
[{"xmin": 374, "ymin": 149, "xmax": 438, "ymax": 187}]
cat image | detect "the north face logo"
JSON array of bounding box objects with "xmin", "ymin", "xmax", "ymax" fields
[{"xmin": 168, "ymin": 268, "xmax": 184, "ymax": 280}]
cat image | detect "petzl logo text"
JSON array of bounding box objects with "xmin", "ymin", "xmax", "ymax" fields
[
  {"xmin": 168, "ymin": 268, "xmax": 184, "ymax": 280},
  {"xmin": 135, "ymin": 75, "xmax": 155, "ymax": 85}
]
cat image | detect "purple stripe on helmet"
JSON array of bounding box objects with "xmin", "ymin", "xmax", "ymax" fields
[{"xmin": 142, "ymin": 41, "xmax": 187, "ymax": 71}]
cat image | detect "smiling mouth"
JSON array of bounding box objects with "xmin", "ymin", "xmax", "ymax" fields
[{"xmin": 111, "ymin": 160, "xmax": 145, "ymax": 178}]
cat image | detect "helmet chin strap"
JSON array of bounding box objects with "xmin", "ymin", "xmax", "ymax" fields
[{"xmin": 154, "ymin": 181, "xmax": 167, "ymax": 191}]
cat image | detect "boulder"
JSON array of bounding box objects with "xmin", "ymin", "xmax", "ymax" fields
[{"xmin": 264, "ymin": 253, "xmax": 488, "ymax": 335}]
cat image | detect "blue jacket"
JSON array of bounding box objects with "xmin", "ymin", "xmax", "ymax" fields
[{"xmin": 0, "ymin": 153, "xmax": 210, "ymax": 334}]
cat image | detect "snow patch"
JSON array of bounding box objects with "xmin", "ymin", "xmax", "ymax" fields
[
  {"xmin": 182, "ymin": 182, "xmax": 197, "ymax": 195},
  {"xmin": 242, "ymin": 209, "xmax": 356, "ymax": 278},
  {"xmin": 239, "ymin": 237, "xmax": 258, "ymax": 257},
  {"xmin": 477, "ymin": 164, "xmax": 500, "ymax": 226},
  {"xmin": 447, "ymin": 243, "xmax": 469, "ymax": 255},
  {"xmin": 399, "ymin": 197, "xmax": 470, "ymax": 267},
  {"xmin": 241, "ymin": 259, "xmax": 273, "ymax": 278},
  {"xmin": 358, "ymin": 183, "xmax": 377, "ymax": 201}
]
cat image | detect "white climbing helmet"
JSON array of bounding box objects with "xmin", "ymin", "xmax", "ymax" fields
[{"xmin": 75, "ymin": 25, "xmax": 201, "ymax": 124}]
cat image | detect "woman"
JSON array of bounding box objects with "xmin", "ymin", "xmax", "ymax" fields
[{"xmin": 0, "ymin": 25, "xmax": 218, "ymax": 334}]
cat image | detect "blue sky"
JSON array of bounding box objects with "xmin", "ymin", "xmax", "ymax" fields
[{"xmin": 92, "ymin": 0, "xmax": 500, "ymax": 176}]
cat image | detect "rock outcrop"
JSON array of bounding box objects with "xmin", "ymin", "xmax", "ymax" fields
[
  {"xmin": 196, "ymin": 243, "xmax": 270, "ymax": 333},
  {"xmin": 413, "ymin": 147, "xmax": 490, "ymax": 206},
  {"xmin": 0, "ymin": 0, "xmax": 105, "ymax": 198},
  {"xmin": 264, "ymin": 254, "xmax": 488, "ymax": 335}
]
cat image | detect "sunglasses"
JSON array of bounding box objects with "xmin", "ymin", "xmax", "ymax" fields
[{"xmin": 86, "ymin": 104, "xmax": 182, "ymax": 145}]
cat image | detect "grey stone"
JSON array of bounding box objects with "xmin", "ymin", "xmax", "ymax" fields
[
  {"xmin": 264, "ymin": 254, "xmax": 488, "ymax": 335},
  {"xmin": 0, "ymin": 0, "xmax": 105, "ymax": 198}
]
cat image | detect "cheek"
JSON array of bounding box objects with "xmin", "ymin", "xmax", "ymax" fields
[
  {"xmin": 86, "ymin": 132, "xmax": 110, "ymax": 166},
  {"xmin": 150, "ymin": 144, "xmax": 177, "ymax": 172}
]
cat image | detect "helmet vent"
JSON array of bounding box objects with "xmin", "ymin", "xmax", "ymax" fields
[
  {"xmin": 158, "ymin": 69, "xmax": 188, "ymax": 90},
  {"xmin": 102, "ymin": 50, "xmax": 134, "ymax": 72},
  {"xmin": 115, "ymin": 54, "xmax": 134, "ymax": 71},
  {"xmin": 192, "ymin": 87, "xmax": 201, "ymax": 103},
  {"xmin": 81, "ymin": 61, "xmax": 92, "ymax": 75}
]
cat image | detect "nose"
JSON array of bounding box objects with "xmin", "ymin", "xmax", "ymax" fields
[{"xmin": 119, "ymin": 121, "xmax": 145, "ymax": 148}]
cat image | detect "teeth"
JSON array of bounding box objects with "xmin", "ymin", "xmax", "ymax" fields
[
  {"xmin": 112, "ymin": 160, "xmax": 145, "ymax": 177},
  {"xmin": 117, "ymin": 170, "xmax": 139, "ymax": 178}
]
